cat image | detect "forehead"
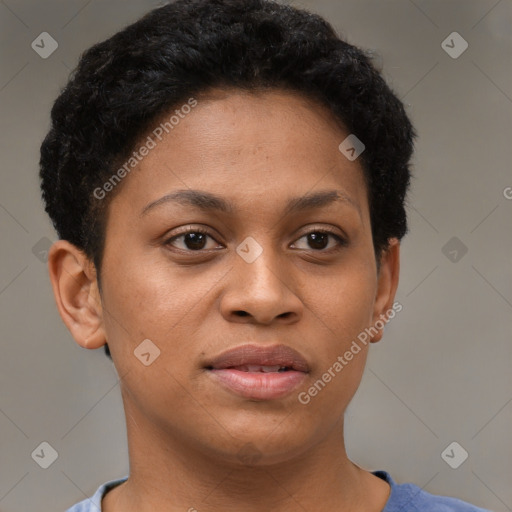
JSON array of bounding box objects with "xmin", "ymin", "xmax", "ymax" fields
[{"xmin": 107, "ymin": 88, "xmax": 369, "ymax": 221}]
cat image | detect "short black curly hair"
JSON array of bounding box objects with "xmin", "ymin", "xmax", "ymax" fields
[{"xmin": 39, "ymin": 0, "xmax": 416, "ymax": 359}]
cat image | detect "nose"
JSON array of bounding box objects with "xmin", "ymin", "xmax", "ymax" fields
[{"xmin": 220, "ymin": 246, "xmax": 303, "ymax": 326}]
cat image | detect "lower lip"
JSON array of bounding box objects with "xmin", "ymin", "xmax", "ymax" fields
[{"xmin": 207, "ymin": 369, "xmax": 307, "ymax": 400}]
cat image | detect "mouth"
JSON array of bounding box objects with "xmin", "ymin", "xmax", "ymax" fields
[
  {"xmin": 207, "ymin": 365, "xmax": 294, "ymax": 373},
  {"xmin": 204, "ymin": 344, "xmax": 309, "ymax": 400}
]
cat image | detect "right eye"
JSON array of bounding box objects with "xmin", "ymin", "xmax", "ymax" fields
[{"xmin": 164, "ymin": 227, "xmax": 223, "ymax": 252}]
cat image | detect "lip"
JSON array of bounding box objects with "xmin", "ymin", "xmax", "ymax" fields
[
  {"xmin": 205, "ymin": 344, "xmax": 310, "ymax": 401},
  {"xmin": 205, "ymin": 344, "xmax": 310, "ymax": 372}
]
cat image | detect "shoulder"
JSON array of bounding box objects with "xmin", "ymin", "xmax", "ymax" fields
[
  {"xmin": 373, "ymin": 470, "xmax": 492, "ymax": 512},
  {"xmin": 65, "ymin": 476, "xmax": 128, "ymax": 512}
]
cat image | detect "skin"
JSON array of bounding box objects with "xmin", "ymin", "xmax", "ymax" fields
[{"xmin": 48, "ymin": 88, "xmax": 400, "ymax": 511}]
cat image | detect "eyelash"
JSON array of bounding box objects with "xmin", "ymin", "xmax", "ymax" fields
[{"xmin": 163, "ymin": 227, "xmax": 348, "ymax": 254}]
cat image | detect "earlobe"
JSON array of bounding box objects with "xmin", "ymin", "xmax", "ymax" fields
[
  {"xmin": 370, "ymin": 238, "xmax": 400, "ymax": 343},
  {"xmin": 47, "ymin": 240, "xmax": 106, "ymax": 350}
]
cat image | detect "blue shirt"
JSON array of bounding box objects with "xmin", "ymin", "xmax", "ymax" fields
[{"xmin": 66, "ymin": 470, "xmax": 492, "ymax": 511}]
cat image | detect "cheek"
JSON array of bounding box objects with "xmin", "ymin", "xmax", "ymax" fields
[
  {"xmin": 101, "ymin": 264, "xmax": 204, "ymax": 415},
  {"xmin": 301, "ymin": 257, "xmax": 377, "ymax": 402},
  {"xmin": 301, "ymin": 287, "xmax": 372, "ymax": 416},
  {"xmin": 101, "ymin": 255, "xmax": 222, "ymax": 366},
  {"xmin": 312, "ymin": 265, "xmax": 377, "ymax": 339}
]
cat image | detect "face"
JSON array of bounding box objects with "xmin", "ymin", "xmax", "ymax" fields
[{"xmin": 51, "ymin": 88, "xmax": 399, "ymax": 465}]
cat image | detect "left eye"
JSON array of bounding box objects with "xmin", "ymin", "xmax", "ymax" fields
[{"xmin": 292, "ymin": 231, "xmax": 346, "ymax": 251}]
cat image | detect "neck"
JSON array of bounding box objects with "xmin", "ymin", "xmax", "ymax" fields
[{"xmin": 103, "ymin": 394, "xmax": 390, "ymax": 512}]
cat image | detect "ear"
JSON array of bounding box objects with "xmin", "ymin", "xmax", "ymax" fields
[
  {"xmin": 370, "ymin": 238, "xmax": 400, "ymax": 343},
  {"xmin": 47, "ymin": 240, "xmax": 106, "ymax": 350}
]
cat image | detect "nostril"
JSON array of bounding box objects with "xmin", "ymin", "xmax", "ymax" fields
[{"xmin": 235, "ymin": 311, "xmax": 249, "ymax": 317}]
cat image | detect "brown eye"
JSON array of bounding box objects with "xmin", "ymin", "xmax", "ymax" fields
[
  {"xmin": 165, "ymin": 229, "xmax": 220, "ymax": 251},
  {"xmin": 307, "ymin": 232, "xmax": 329, "ymax": 250},
  {"xmin": 292, "ymin": 230, "xmax": 347, "ymax": 251}
]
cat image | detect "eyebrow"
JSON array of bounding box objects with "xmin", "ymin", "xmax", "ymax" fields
[{"xmin": 140, "ymin": 188, "xmax": 361, "ymax": 218}]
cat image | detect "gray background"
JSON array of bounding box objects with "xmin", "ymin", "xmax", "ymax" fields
[{"xmin": 0, "ymin": 0, "xmax": 511, "ymax": 511}]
